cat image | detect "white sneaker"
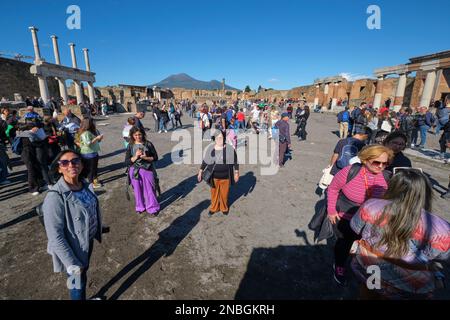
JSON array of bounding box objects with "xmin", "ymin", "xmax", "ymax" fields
[
  {"xmin": 31, "ymin": 191, "xmax": 40, "ymax": 196},
  {"xmin": 158, "ymin": 130, "xmax": 162, "ymax": 133},
  {"xmin": 164, "ymin": 130, "xmax": 168, "ymax": 133}
]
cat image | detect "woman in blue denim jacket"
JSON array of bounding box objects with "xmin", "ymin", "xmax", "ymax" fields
[{"xmin": 43, "ymin": 149, "xmax": 102, "ymax": 300}]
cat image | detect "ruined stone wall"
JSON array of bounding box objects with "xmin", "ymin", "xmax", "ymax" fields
[
  {"xmin": 434, "ymin": 69, "xmax": 450, "ymax": 104},
  {"xmin": 0, "ymin": 57, "xmax": 60, "ymax": 100}
]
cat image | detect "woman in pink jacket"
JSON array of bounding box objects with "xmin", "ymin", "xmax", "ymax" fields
[{"xmin": 327, "ymin": 145, "xmax": 394, "ymax": 285}]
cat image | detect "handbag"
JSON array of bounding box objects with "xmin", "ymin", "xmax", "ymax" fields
[
  {"xmin": 381, "ymin": 120, "xmax": 392, "ymax": 133},
  {"xmin": 201, "ymin": 162, "xmax": 216, "ymax": 187},
  {"xmin": 319, "ymin": 166, "xmax": 334, "ymax": 190}
]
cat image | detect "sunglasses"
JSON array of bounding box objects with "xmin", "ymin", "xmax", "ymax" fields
[
  {"xmin": 370, "ymin": 160, "xmax": 389, "ymax": 167},
  {"xmin": 58, "ymin": 158, "xmax": 81, "ymax": 167}
]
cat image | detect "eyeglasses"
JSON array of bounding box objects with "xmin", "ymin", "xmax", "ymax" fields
[
  {"xmin": 370, "ymin": 160, "xmax": 389, "ymax": 167},
  {"xmin": 58, "ymin": 158, "xmax": 81, "ymax": 167}
]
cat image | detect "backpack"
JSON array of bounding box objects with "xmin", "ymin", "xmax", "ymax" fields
[
  {"xmin": 336, "ymin": 138, "xmax": 360, "ymax": 169},
  {"xmin": 11, "ymin": 136, "xmax": 23, "ymax": 155},
  {"xmin": 342, "ymin": 111, "xmax": 349, "ymax": 122},
  {"xmin": 226, "ymin": 109, "xmax": 233, "ymax": 123}
]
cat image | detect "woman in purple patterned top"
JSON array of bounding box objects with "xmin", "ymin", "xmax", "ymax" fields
[{"xmin": 350, "ymin": 169, "xmax": 450, "ymax": 299}]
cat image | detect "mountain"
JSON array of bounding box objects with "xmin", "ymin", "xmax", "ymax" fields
[{"xmin": 151, "ymin": 73, "xmax": 238, "ymax": 90}]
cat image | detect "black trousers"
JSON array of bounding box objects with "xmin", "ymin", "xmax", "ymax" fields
[
  {"xmin": 333, "ymin": 218, "xmax": 361, "ymax": 267},
  {"xmin": 22, "ymin": 152, "xmax": 43, "ymax": 192},
  {"xmin": 299, "ymin": 122, "xmax": 307, "ymax": 140},
  {"xmin": 439, "ymin": 132, "xmax": 449, "ymax": 153},
  {"xmin": 35, "ymin": 146, "xmax": 51, "ymax": 185},
  {"xmin": 81, "ymin": 156, "xmax": 99, "ymax": 183}
]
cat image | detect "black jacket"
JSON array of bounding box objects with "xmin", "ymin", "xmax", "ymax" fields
[{"xmin": 125, "ymin": 141, "xmax": 158, "ymax": 168}]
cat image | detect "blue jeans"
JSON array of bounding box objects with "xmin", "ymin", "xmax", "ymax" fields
[
  {"xmin": 418, "ymin": 125, "xmax": 429, "ymax": 147},
  {"xmin": 435, "ymin": 120, "xmax": 448, "ymax": 135},
  {"xmin": 159, "ymin": 118, "xmax": 167, "ymax": 131},
  {"xmin": 67, "ymin": 240, "xmax": 93, "ymax": 300},
  {"xmin": 237, "ymin": 121, "xmax": 245, "ymax": 131}
]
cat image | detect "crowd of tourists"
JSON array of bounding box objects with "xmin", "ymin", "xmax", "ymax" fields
[
  {"xmin": 314, "ymin": 94, "xmax": 450, "ymax": 299},
  {"xmin": 336, "ymin": 99, "xmax": 450, "ymax": 160},
  {"xmin": 1, "ymin": 92, "xmax": 449, "ymax": 301}
]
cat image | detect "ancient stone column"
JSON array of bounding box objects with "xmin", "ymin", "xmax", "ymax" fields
[
  {"xmin": 331, "ymin": 82, "xmax": 339, "ymax": 109},
  {"xmin": 314, "ymin": 84, "xmax": 320, "ymax": 107},
  {"xmin": 373, "ymin": 76, "xmax": 384, "ymax": 110},
  {"xmin": 51, "ymin": 35, "xmax": 61, "ymax": 64},
  {"xmin": 83, "ymin": 49, "xmax": 96, "ymax": 104},
  {"xmin": 74, "ymin": 80, "xmax": 84, "ymax": 104},
  {"xmin": 419, "ymin": 70, "xmax": 437, "ymax": 108},
  {"xmin": 51, "ymin": 35, "xmax": 69, "ymax": 104},
  {"xmin": 38, "ymin": 76, "xmax": 50, "ymax": 104},
  {"xmin": 69, "ymin": 43, "xmax": 83, "ymax": 104},
  {"xmin": 69, "ymin": 43, "xmax": 78, "ymax": 68},
  {"xmin": 393, "ymin": 73, "xmax": 407, "ymax": 112},
  {"xmin": 29, "ymin": 26, "xmax": 42, "ymax": 63}
]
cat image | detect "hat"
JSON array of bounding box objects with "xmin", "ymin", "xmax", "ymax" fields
[{"xmin": 281, "ymin": 112, "xmax": 289, "ymax": 118}]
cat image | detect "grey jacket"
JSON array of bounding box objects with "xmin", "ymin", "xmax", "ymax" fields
[{"xmin": 43, "ymin": 177, "xmax": 102, "ymax": 273}]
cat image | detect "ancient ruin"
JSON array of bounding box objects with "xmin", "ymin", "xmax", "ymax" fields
[{"xmin": 28, "ymin": 26, "xmax": 97, "ymax": 105}]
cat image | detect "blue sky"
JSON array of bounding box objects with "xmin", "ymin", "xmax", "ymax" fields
[{"xmin": 1, "ymin": 0, "xmax": 449, "ymax": 90}]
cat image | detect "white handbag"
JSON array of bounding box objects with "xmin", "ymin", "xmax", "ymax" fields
[
  {"xmin": 319, "ymin": 166, "xmax": 334, "ymax": 190},
  {"xmin": 381, "ymin": 120, "xmax": 392, "ymax": 133}
]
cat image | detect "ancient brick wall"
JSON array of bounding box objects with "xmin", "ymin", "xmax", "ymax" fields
[{"xmin": 0, "ymin": 57, "xmax": 60, "ymax": 100}]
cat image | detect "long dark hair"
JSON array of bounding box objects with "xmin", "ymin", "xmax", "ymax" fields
[
  {"xmin": 78, "ymin": 118, "xmax": 97, "ymax": 136},
  {"xmin": 128, "ymin": 126, "xmax": 147, "ymax": 144},
  {"xmin": 383, "ymin": 131, "xmax": 407, "ymax": 147},
  {"xmin": 374, "ymin": 170, "xmax": 434, "ymax": 257}
]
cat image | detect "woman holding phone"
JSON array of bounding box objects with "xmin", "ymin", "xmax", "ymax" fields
[{"xmin": 125, "ymin": 126, "xmax": 160, "ymax": 215}]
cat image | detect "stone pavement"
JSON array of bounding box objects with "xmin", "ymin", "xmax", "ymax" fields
[{"xmin": 0, "ymin": 112, "xmax": 449, "ymax": 300}]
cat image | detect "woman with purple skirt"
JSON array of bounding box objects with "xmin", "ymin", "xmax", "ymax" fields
[{"xmin": 125, "ymin": 126, "xmax": 160, "ymax": 215}]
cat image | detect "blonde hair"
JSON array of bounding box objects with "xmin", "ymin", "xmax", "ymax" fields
[{"xmin": 358, "ymin": 145, "xmax": 394, "ymax": 165}]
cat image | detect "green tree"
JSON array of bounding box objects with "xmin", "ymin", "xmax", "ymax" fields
[{"xmin": 244, "ymin": 85, "xmax": 251, "ymax": 93}]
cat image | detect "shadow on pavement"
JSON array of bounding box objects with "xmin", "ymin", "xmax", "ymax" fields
[
  {"xmin": 229, "ymin": 171, "xmax": 257, "ymax": 208},
  {"xmin": 95, "ymin": 200, "xmax": 209, "ymax": 300},
  {"xmin": 0, "ymin": 208, "xmax": 37, "ymax": 231},
  {"xmin": 234, "ymin": 237, "xmax": 359, "ymax": 299}
]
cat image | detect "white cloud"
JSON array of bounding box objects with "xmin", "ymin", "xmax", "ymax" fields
[
  {"xmin": 339, "ymin": 72, "xmax": 372, "ymax": 81},
  {"xmin": 268, "ymin": 78, "xmax": 280, "ymax": 82}
]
